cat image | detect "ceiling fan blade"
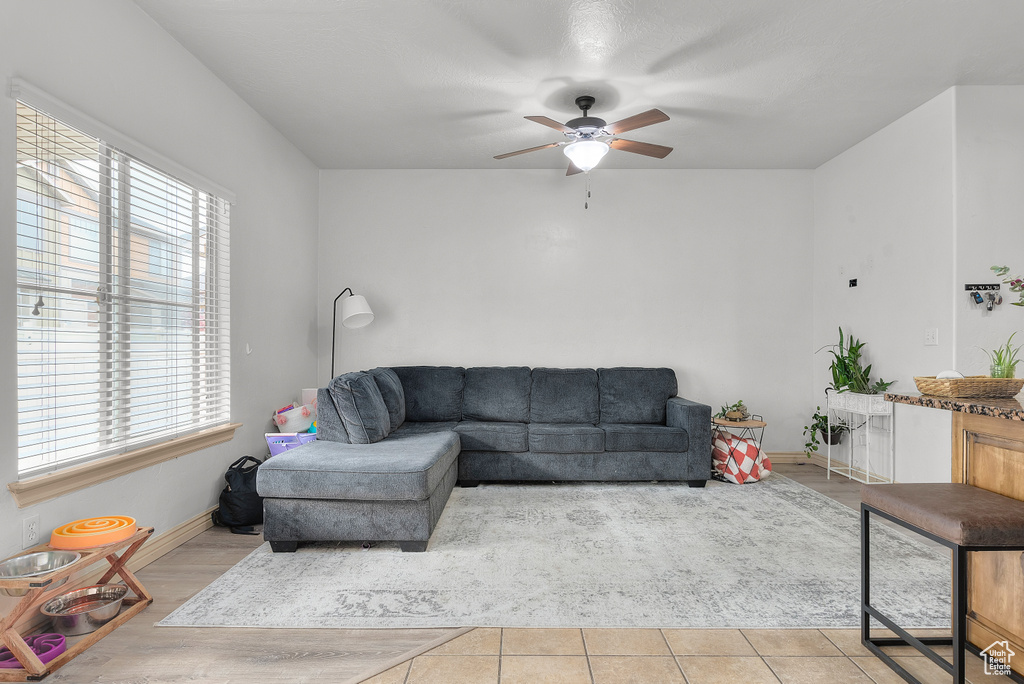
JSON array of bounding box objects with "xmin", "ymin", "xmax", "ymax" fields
[
  {"xmin": 609, "ymin": 138, "xmax": 673, "ymax": 159},
  {"xmin": 493, "ymin": 142, "xmax": 562, "ymax": 160},
  {"xmin": 525, "ymin": 115, "xmax": 575, "ymax": 133},
  {"xmin": 566, "ymin": 162, "xmax": 583, "ymax": 176},
  {"xmin": 604, "ymin": 109, "xmax": 670, "ymax": 135}
]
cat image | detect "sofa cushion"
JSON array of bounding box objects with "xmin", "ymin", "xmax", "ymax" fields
[
  {"xmin": 598, "ymin": 367, "xmax": 678, "ymax": 424},
  {"xmin": 316, "ymin": 386, "xmax": 350, "ymax": 443},
  {"xmin": 392, "ymin": 366, "xmax": 465, "ymax": 422},
  {"xmin": 530, "ymin": 368, "xmax": 599, "ymax": 424},
  {"xmin": 463, "ymin": 366, "xmax": 531, "ymax": 422},
  {"xmin": 391, "ymin": 421, "xmax": 458, "ymax": 437},
  {"xmin": 529, "ymin": 423, "xmax": 605, "ymax": 453},
  {"xmin": 455, "ymin": 421, "xmax": 528, "ymax": 452},
  {"xmin": 601, "ymin": 423, "xmax": 689, "ymax": 453},
  {"xmin": 369, "ymin": 367, "xmax": 406, "ymax": 432},
  {"xmin": 256, "ymin": 432, "xmax": 460, "ymax": 501},
  {"xmin": 327, "ymin": 371, "xmax": 391, "ymax": 444}
]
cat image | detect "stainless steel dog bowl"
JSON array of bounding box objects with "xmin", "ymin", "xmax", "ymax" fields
[
  {"xmin": 41, "ymin": 584, "xmax": 128, "ymax": 636},
  {"xmin": 0, "ymin": 551, "xmax": 81, "ymax": 597}
]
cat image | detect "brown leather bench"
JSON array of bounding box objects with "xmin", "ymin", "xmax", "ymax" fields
[{"xmin": 861, "ymin": 483, "xmax": 1024, "ymax": 683}]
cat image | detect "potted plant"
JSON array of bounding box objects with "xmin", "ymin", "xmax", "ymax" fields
[
  {"xmin": 803, "ymin": 406, "xmax": 847, "ymax": 457},
  {"xmin": 984, "ymin": 331, "xmax": 1022, "ymax": 379},
  {"xmin": 715, "ymin": 400, "xmax": 749, "ymax": 422},
  {"xmin": 992, "ymin": 266, "xmax": 1024, "ymax": 307},
  {"xmin": 825, "ymin": 327, "xmax": 895, "ymax": 395}
]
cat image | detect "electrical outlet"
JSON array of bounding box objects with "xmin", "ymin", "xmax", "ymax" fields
[
  {"xmin": 924, "ymin": 328, "xmax": 939, "ymax": 346},
  {"xmin": 22, "ymin": 514, "xmax": 40, "ymax": 548}
]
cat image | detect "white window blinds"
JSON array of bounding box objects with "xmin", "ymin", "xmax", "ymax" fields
[{"xmin": 16, "ymin": 100, "xmax": 231, "ymax": 475}]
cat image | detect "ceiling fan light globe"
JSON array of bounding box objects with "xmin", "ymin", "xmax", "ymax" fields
[
  {"xmin": 563, "ymin": 140, "xmax": 609, "ymax": 172},
  {"xmin": 340, "ymin": 294, "xmax": 374, "ymax": 329}
]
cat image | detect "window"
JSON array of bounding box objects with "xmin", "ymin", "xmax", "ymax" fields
[
  {"xmin": 16, "ymin": 197, "xmax": 42, "ymax": 251},
  {"xmin": 16, "ymin": 100, "xmax": 231, "ymax": 476},
  {"xmin": 147, "ymin": 237, "xmax": 171, "ymax": 277}
]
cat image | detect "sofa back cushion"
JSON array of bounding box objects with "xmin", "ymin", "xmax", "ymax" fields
[
  {"xmin": 462, "ymin": 366, "xmax": 531, "ymax": 422},
  {"xmin": 369, "ymin": 367, "xmax": 406, "ymax": 432},
  {"xmin": 392, "ymin": 366, "xmax": 465, "ymax": 422},
  {"xmin": 327, "ymin": 371, "xmax": 391, "ymax": 444},
  {"xmin": 598, "ymin": 367, "xmax": 678, "ymax": 424},
  {"xmin": 316, "ymin": 386, "xmax": 350, "ymax": 443},
  {"xmin": 530, "ymin": 368, "xmax": 599, "ymax": 424}
]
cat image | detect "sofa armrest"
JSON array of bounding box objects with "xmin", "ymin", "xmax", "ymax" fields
[{"xmin": 667, "ymin": 397, "xmax": 712, "ymax": 477}]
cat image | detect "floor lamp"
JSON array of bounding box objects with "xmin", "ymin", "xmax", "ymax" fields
[{"xmin": 331, "ymin": 287, "xmax": 374, "ymax": 379}]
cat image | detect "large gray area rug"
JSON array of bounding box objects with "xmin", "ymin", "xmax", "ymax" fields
[{"xmin": 159, "ymin": 475, "xmax": 949, "ymax": 629}]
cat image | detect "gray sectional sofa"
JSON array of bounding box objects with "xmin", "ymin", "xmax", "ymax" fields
[{"xmin": 257, "ymin": 366, "xmax": 711, "ymax": 552}]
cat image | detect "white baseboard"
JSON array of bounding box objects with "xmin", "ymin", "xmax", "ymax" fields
[
  {"xmin": 767, "ymin": 451, "xmax": 892, "ymax": 482},
  {"xmin": 766, "ymin": 451, "xmax": 827, "ymax": 468},
  {"xmin": 13, "ymin": 505, "xmax": 217, "ymax": 634}
]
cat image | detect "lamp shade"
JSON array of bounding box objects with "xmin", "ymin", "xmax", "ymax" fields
[
  {"xmin": 340, "ymin": 294, "xmax": 374, "ymax": 328},
  {"xmin": 563, "ymin": 140, "xmax": 609, "ymax": 172}
]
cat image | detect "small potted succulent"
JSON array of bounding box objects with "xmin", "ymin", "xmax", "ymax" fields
[
  {"xmin": 803, "ymin": 406, "xmax": 847, "ymax": 457},
  {"xmin": 715, "ymin": 400, "xmax": 749, "ymax": 422}
]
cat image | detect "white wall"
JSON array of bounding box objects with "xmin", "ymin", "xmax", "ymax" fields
[
  {"xmin": 318, "ymin": 169, "xmax": 814, "ymax": 450},
  {"xmin": 954, "ymin": 86, "xmax": 1024, "ymax": 375},
  {"xmin": 0, "ymin": 0, "xmax": 319, "ymax": 565},
  {"xmin": 812, "ymin": 90, "xmax": 957, "ymax": 397}
]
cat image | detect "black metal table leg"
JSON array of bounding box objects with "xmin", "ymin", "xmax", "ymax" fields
[
  {"xmin": 953, "ymin": 547, "xmax": 967, "ymax": 684},
  {"xmin": 862, "ymin": 503, "xmax": 870, "ymax": 646}
]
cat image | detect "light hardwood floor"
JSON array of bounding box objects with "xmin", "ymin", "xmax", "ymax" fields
[{"xmin": 43, "ymin": 464, "xmax": 974, "ymax": 683}]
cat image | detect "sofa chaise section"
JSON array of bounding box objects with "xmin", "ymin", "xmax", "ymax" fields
[
  {"xmin": 257, "ymin": 368, "xmax": 460, "ymax": 552},
  {"xmin": 258, "ymin": 429, "xmax": 459, "ymax": 552}
]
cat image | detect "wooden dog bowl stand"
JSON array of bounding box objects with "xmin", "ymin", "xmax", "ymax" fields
[{"xmin": 0, "ymin": 526, "xmax": 154, "ymax": 681}]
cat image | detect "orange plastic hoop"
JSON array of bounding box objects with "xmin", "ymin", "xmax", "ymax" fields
[{"xmin": 49, "ymin": 516, "xmax": 137, "ymax": 550}]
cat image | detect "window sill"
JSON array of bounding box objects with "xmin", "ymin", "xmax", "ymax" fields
[{"xmin": 8, "ymin": 423, "xmax": 242, "ymax": 508}]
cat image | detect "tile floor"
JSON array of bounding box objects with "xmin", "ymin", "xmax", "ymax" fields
[{"xmin": 362, "ymin": 627, "xmax": 995, "ymax": 683}]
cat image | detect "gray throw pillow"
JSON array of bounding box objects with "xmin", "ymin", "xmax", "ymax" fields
[
  {"xmin": 327, "ymin": 371, "xmax": 391, "ymax": 444},
  {"xmin": 369, "ymin": 367, "xmax": 406, "ymax": 432}
]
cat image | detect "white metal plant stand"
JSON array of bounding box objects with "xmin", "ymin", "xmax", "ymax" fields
[{"xmin": 826, "ymin": 391, "xmax": 894, "ymax": 483}]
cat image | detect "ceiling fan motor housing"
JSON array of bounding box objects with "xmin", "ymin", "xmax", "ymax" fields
[
  {"xmin": 567, "ymin": 96, "xmax": 606, "ymax": 135},
  {"xmin": 565, "ymin": 116, "xmax": 607, "ymax": 132}
]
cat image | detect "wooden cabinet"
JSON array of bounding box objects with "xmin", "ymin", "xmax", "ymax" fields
[{"xmin": 952, "ymin": 412, "xmax": 1024, "ymax": 676}]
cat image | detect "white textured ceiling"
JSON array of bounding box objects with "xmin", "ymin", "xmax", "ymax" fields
[{"xmin": 135, "ymin": 0, "xmax": 1024, "ymax": 169}]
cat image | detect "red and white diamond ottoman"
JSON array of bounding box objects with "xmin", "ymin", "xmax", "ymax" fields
[{"xmin": 712, "ymin": 429, "xmax": 772, "ymax": 484}]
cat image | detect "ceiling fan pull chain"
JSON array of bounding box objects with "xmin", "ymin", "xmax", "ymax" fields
[{"xmin": 584, "ymin": 173, "xmax": 592, "ymax": 209}]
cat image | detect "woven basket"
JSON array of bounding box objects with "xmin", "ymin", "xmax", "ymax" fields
[{"xmin": 914, "ymin": 375, "xmax": 1024, "ymax": 398}]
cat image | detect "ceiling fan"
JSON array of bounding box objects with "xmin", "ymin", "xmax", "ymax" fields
[{"xmin": 494, "ymin": 95, "xmax": 673, "ymax": 175}]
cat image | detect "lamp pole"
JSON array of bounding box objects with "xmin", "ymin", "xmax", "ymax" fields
[{"xmin": 331, "ymin": 288, "xmax": 353, "ymax": 379}]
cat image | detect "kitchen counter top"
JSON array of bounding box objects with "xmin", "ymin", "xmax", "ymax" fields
[{"xmin": 885, "ymin": 392, "xmax": 1024, "ymax": 421}]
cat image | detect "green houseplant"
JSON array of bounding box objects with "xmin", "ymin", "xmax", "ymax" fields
[
  {"xmin": 715, "ymin": 400, "xmax": 749, "ymax": 421},
  {"xmin": 825, "ymin": 327, "xmax": 894, "ymax": 394},
  {"xmin": 803, "ymin": 406, "xmax": 847, "ymax": 457},
  {"xmin": 992, "ymin": 266, "xmax": 1024, "ymax": 307},
  {"xmin": 984, "ymin": 331, "xmax": 1022, "ymax": 379}
]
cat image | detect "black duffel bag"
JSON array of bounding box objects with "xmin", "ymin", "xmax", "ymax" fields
[{"xmin": 211, "ymin": 456, "xmax": 263, "ymax": 535}]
